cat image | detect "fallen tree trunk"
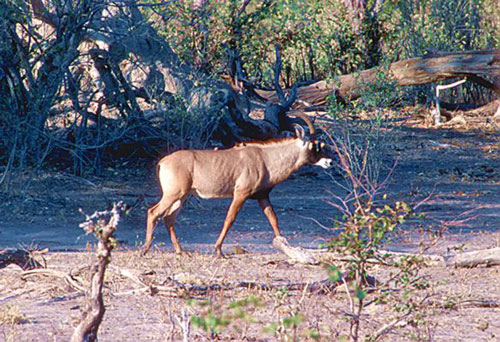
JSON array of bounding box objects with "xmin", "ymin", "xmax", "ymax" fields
[
  {"xmin": 272, "ymin": 236, "xmax": 320, "ymax": 265},
  {"xmin": 273, "ymin": 237, "xmax": 500, "ymax": 269},
  {"xmin": 314, "ymin": 249, "xmax": 445, "ymax": 267},
  {"xmin": 0, "ymin": 249, "xmax": 44, "ymax": 270},
  {"xmin": 446, "ymin": 247, "xmax": 500, "ymax": 268},
  {"xmin": 441, "ymin": 98, "xmax": 500, "ymax": 119},
  {"xmin": 256, "ymin": 50, "xmax": 500, "ymax": 106}
]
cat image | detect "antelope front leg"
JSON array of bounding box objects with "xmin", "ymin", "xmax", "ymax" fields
[
  {"xmin": 214, "ymin": 195, "xmax": 246, "ymax": 258},
  {"xmin": 258, "ymin": 197, "xmax": 281, "ymax": 237}
]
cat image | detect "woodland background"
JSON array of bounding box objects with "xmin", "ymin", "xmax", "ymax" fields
[
  {"xmin": 1, "ymin": 1, "xmax": 500, "ymax": 342},
  {"xmin": 0, "ymin": 0, "xmax": 498, "ymax": 187}
]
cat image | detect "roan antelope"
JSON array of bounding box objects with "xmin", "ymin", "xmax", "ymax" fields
[{"xmin": 142, "ymin": 113, "xmax": 334, "ymax": 257}]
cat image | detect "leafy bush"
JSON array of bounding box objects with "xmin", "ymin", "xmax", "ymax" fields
[{"xmin": 147, "ymin": 0, "xmax": 375, "ymax": 86}]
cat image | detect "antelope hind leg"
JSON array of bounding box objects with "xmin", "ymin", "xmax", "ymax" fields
[
  {"xmin": 163, "ymin": 207, "xmax": 184, "ymax": 255},
  {"xmin": 143, "ymin": 198, "xmax": 182, "ymax": 255}
]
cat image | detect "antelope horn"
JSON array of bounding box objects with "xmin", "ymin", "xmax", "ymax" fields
[{"xmin": 291, "ymin": 112, "xmax": 316, "ymax": 140}]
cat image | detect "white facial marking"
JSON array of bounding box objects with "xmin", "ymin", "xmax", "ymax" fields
[{"xmin": 314, "ymin": 158, "xmax": 333, "ymax": 169}]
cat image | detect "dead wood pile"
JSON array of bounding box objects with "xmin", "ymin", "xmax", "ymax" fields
[{"xmin": 256, "ymin": 50, "xmax": 500, "ymax": 107}]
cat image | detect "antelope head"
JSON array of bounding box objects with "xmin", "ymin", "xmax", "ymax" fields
[{"xmin": 293, "ymin": 112, "xmax": 335, "ymax": 169}]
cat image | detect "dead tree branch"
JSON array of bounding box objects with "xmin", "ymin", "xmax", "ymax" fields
[
  {"xmin": 70, "ymin": 202, "xmax": 124, "ymax": 342},
  {"xmin": 256, "ymin": 49, "xmax": 500, "ymax": 105},
  {"xmin": 446, "ymin": 247, "xmax": 500, "ymax": 268}
]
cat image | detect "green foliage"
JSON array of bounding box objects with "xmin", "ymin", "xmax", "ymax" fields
[
  {"xmin": 262, "ymin": 313, "xmax": 307, "ymax": 341},
  {"xmin": 392, "ymin": 0, "xmax": 497, "ymax": 58},
  {"xmin": 189, "ymin": 292, "xmax": 314, "ymax": 341},
  {"xmin": 147, "ymin": 0, "xmax": 498, "ymax": 87},
  {"xmin": 144, "ymin": 0, "xmax": 498, "ymax": 107},
  {"xmin": 282, "ymin": 313, "xmax": 304, "ymax": 329},
  {"xmin": 324, "ymin": 193, "xmax": 429, "ymax": 340},
  {"xmin": 146, "ymin": 0, "xmax": 378, "ymax": 86},
  {"xmin": 329, "ymin": 265, "xmax": 343, "ymax": 283},
  {"xmin": 190, "ymin": 310, "xmax": 231, "ymax": 335},
  {"xmin": 325, "ymin": 200, "xmax": 413, "ymax": 273},
  {"xmin": 190, "ymin": 295, "xmax": 261, "ymax": 338}
]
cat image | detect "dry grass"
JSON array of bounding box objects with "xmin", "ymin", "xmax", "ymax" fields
[
  {"xmin": 1, "ymin": 108, "xmax": 499, "ymax": 341},
  {"xmin": 0, "ymin": 304, "xmax": 28, "ymax": 342},
  {"xmin": 0, "ymin": 245, "xmax": 499, "ymax": 341},
  {"xmin": 0, "ymin": 305, "xmax": 27, "ymax": 325}
]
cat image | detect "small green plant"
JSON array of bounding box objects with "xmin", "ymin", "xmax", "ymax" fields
[
  {"xmin": 190, "ymin": 309, "xmax": 230, "ymax": 337},
  {"xmin": 477, "ymin": 321, "xmax": 489, "ymax": 331},
  {"xmin": 264, "ymin": 312, "xmax": 306, "ymax": 341},
  {"xmin": 324, "ymin": 198, "xmax": 417, "ymax": 342},
  {"xmin": 190, "ymin": 295, "xmax": 261, "ymax": 339},
  {"xmin": 324, "ymin": 111, "xmax": 431, "ymax": 340},
  {"xmin": 190, "ymin": 291, "xmax": 313, "ymax": 341}
]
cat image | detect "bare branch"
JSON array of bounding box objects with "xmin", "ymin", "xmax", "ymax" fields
[{"xmin": 273, "ymin": 44, "xmax": 286, "ymax": 102}]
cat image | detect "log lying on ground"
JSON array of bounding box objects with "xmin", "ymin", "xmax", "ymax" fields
[
  {"xmin": 314, "ymin": 249, "xmax": 445, "ymax": 267},
  {"xmin": 273, "ymin": 237, "xmax": 500, "ymax": 269},
  {"xmin": 314, "ymin": 247, "xmax": 500, "ymax": 268},
  {"xmin": 459, "ymin": 99, "xmax": 500, "ymax": 117},
  {"xmin": 446, "ymin": 247, "xmax": 500, "ymax": 268},
  {"xmin": 256, "ymin": 50, "xmax": 500, "ymax": 106},
  {"xmin": 0, "ymin": 248, "xmax": 44, "ymax": 270},
  {"xmin": 273, "ymin": 236, "xmax": 319, "ymax": 265},
  {"xmin": 432, "ymin": 99, "xmax": 500, "ymax": 127},
  {"xmin": 272, "ymin": 236, "xmax": 446, "ymax": 266}
]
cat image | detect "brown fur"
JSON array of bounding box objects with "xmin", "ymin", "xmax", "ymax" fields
[
  {"xmin": 142, "ymin": 132, "xmax": 334, "ymax": 257},
  {"xmin": 234, "ymin": 137, "xmax": 295, "ymax": 147}
]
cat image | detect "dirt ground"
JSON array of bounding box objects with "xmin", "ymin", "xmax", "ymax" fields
[{"xmin": 1, "ymin": 114, "xmax": 499, "ymax": 341}]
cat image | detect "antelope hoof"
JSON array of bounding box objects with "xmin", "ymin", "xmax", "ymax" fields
[
  {"xmin": 175, "ymin": 249, "xmax": 190, "ymax": 257},
  {"xmin": 141, "ymin": 246, "xmax": 150, "ymax": 256},
  {"xmin": 215, "ymin": 248, "xmax": 227, "ymax": 259}
]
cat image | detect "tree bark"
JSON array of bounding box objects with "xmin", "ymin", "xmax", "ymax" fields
[
  {"xmin": 256, "ymin": 50, "xmax": 500, "ymax": 106},
  {"xmin": 447, "ymin": 247, "xmax": 500, "ymax": 268},
  {"xmin": 71, "ymin": 203, "xmax": 123, "ymax": 342},
  {"xmin": 273, "ymin": 236, "xmax": 319, "ymax": 265},
  {"xmin": 0, "ymin": 249, "xmax": 43, "ymax": 270}
]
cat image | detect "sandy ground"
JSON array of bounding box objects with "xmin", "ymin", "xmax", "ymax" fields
[
  {"xmin": 1, "ymin": 249, "xmax": 499, "ymax": 341},
  {"xmin": 1, "ymin": 116, "xmax": 499, "ymax": 341}
]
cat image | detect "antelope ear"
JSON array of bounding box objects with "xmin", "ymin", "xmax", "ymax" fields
[
  {"xmin": 320, "ymin": 142, "xmax": 326, "ymax": 148},
  {"xmin": 294, "ymin": 124, "xmax": 305, "ymax": 140},
  {"xmin": 308, "ymin": 141, "xmax": 314, "ymax": 150}
]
